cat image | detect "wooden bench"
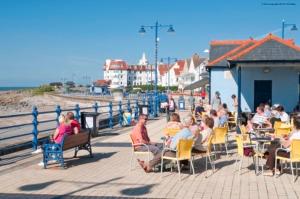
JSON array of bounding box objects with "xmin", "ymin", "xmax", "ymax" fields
[{"xmin": 42, "ymin": 129, "xmax": 93, "ymax": 169}]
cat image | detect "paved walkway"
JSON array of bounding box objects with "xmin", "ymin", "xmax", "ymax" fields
[{"xmin": 0, "ymin": 111, "xmax": 300, "ymax": 199}]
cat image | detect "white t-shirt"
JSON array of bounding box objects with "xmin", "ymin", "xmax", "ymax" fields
[
  {"xmin": 280, "ymin": 112, "xmax": 290, "ymax": 123},
  {"xmin": 193, "ymin": 128, "xmax": 213, "ymax": 151},
  {"xmin": 290, "ymin": 130, "xmax": 300, "ymax": 140},
  {"xmin": 252, "ymin": 114, "xmax": 266, "ymax": 125}
]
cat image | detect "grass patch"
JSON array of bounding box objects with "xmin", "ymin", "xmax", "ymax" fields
[{"xmin": 32, "ymin": 85, "xmax": 54, "ymax": 95}]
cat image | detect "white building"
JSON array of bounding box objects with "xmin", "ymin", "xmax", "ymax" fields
[
  {"xmin": 103, "ymin": 53, "xmax": 155, "ymax": 87},
  {"xmin": 178, "ymin": 54, "xmax": 208, "ymax": 91}
]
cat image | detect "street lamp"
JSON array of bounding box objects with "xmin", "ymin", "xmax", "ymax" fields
[
  {"xmin": 282, "ymin": 19, "xmax": 298, "ymax": 39},
  {"xmin": 139, "ymin": 21, "xmax": 175, "ymax": 117},
  {"xmin": 160, "ymin": 57, "xmax": 177, "ymax": 92}
]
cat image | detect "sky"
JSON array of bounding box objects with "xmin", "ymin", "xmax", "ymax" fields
[{"xmin": 0, "ymin": 0, "xmax": 299, "ymax": 86}]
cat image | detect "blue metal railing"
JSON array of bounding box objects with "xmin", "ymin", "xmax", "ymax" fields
[{"xmin": 0, "ymin": 94, "xmax": 162, "ymax": 153}]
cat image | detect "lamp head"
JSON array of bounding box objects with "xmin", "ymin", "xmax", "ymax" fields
[
  {"xmin": 291, "ymin": 24, "xmax": 298, "ymax": 31},
  {"xmin": 167, "ymin": 25, "xmax": 175, "ymax": 33},
  {"xmin": 139, "ymin": 26, "xmax": 146, "ymax": 34}
]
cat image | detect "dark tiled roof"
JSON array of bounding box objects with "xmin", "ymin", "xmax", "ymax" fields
[
  {"xmin": 209, "ymin": 44, "xmax": 240, "ymax": 62},
  {"xmin": 233, "ymin": 39, "xmax": 300, "ymax": 61},
  {"xmin": 208, "ymin": 34, "xmax": 300, "ymax": 68}
]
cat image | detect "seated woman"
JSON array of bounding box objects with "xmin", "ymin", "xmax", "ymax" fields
[
  {"xmin": 163, "ymin": 113, "xmax": 183, "ymax": 136},
  {"xmin": 247, "ymin": 105, "xmax": 271, "ymax": 132},
  {"xmin": 52, "ymin": 114, "xmax": 72, "ymax": 144},
  {"xmin": 276, "ymin": 105, "xmax": 290, "ymax": 124},
  {"xmin": 210, "ymin": 109, "xmax": 220, "ymax": 128},
  {"xmin": 218, "ymin": 103, "xmax": 228, "ymax": 127},
  {"xmin": 192, "ymin": 116, "xmax": 214, "ymax": 153},
  {"xmin": 38, "ymin": 114, "xmax": 72, "ymax": 166},
  {"xmin": 264, "ymin": 115, "xmax": 300, "ymax": 175}
]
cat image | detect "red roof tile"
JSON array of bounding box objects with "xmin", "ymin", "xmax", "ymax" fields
[
  {"xmin": 208, "ymin": 34, "xmax": 300, "ymax": 67},
  {"xmin": 230, "ymin": 34, "xmax": 300, "ymax": 60},
  {"xmin": 174, "ymin": 60, "xmax": 185, "ymax": 75}
]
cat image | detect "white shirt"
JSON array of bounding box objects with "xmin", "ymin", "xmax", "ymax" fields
[
  {"xmin": 290, "ymin": 130, "xmax": 300, "ymax": 140},
  {"xmin": 280, "ymin": 112, "xmax": 290, "ymax": 123}
]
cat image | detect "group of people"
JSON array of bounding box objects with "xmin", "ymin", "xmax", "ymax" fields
[
  {"xmin": 130, "ymin": 112, "xmax": 214, "ymax": 173},
  {"xmin": 246, "ymin": 103, "xmax": 290, "ymax": 132}
]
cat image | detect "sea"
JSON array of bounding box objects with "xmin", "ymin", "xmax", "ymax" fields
[{"xmin": 0, "ymin": 87, "xmax": 36, "ymax": 91}]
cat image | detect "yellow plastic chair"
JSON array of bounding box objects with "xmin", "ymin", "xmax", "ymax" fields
[
  {"xmin": 129, "ymin": 134, "xmax": 151, "ymax": 170},
  {"xmin": 275, "ymin": 127, "xmax": 291, "ymax": 138},
  {"xmin": 274, "ymin": 121, "xmax": 283, "ymax": 129},
  {"xmin": 235, "ymin": 135, "xmax": 244, "ymax": 175},
  {"xmin": 163, "ymin": 128, "xmax": 181, "ymax": 137},
  {"xmin": 275, "ymin": 139, "xmax": 300, "ymax": 182},
  {"xmin": 160, "ymin": 139, "xmax": 195, "ymax": 180},
  {"xmin": 212, "ymin": 127, "xmax": 228, "ymax": 156}
]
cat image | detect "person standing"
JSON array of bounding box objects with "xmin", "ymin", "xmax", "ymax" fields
[
  {"xmin": 189, "ymin": 92, "xmax": 195, "ymax": 112},
  {"xmin": 211, "ymin": 91, "xmax": 222, "ymax": 111},
  {"xmin": 231, "ymin": 94, "xmax": 238, "ymax": 113}
]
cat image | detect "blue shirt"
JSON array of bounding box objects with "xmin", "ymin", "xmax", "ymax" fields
[{"xmin": 170, "ymin": 128, "xmax": 193, "ymax": 150}]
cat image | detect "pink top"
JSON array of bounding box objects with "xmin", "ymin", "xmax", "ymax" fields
[
  {"xmin": 54, "ymin": 123, "xmax": 72, "ymax": 144},
  {"xmin": 130, "ymin": 123, "xmax": 150, "ymax": 145}
]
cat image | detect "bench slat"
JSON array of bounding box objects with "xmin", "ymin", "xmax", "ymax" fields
[{"xmin": 63, "ymin": 130, "xmax": 90, "ymax": 150}]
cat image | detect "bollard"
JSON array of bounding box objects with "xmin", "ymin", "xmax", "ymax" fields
[
  {"xmin": 118, "ymin": 101, "xmax": 123, "ymax": 127},
  {"xmin": 55, "ymin": 105, "xmax": 61, "ymax": 126},
  {"xmin": 135, "ymin": 100, "xmax": 139, "ymax": 121},
  {"xmin": 93, "ymin": 102, "xmax": 99, "ymax": 113},
  {"xmin": 75, "ymin": 104, "xmax": 80, "ymax": 121},
  {"xmin": 109, "ymin": 102, "xmax": 113, "ymax": 128},
  {"xmin": 127, "ymin": 99, "xmax": 131, "ymax": 112},
  {"xmin": 32, "ymin": 106, "xmax": 39, "ymax": 150}
]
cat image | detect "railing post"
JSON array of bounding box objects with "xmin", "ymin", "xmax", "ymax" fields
[
  {"xmin": 135, "ymin": 99, "xmax": 139, "ymax": 121},
  {"xmin": 55, "ymin": 105, "xmax": 61, "ymax": 126},
  {"xmin": 109, "ymin": 102, "xmax": 113, "ymax": 128},
  {"xmin": 32, "ymin": 106, "xmax": 39, "ymax": 150},
  {"xmin": 127, "ymin": 99, "xmax": 131, "ymax": 112},
  {"xmin": 148, "ymin": 96, "xmax": 152, "ymax": 117},
  {"xmin": 118, "ymin": 101, "xmax": 123, "ymax": 127},
  {"xmin": 75, "ymin": 104, "xmax": 80, "ymax": 121},
  {"xmin": 93, "ymin": 102, "xmax": 99, "ymax": 113}
]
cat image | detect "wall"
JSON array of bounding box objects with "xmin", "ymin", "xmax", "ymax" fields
[
  {"xmin": 241, "ymin": 66, "xmax": 298, "ymax": 112},
  {"xmin": 210, "ymin": 68, "xmax": 238, "ymax": 112},
  {"xmin": 210, "ymin": 66, "xmax": 299, "ymax": 112}
]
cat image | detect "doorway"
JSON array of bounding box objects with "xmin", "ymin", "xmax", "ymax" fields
[{"xmin": 254, "ymin": 80, "xmax": 272, "ymax": 110}]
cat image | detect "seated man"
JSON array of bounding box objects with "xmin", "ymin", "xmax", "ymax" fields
[
  {"xmin": 130, "ymin": 114, "xmax": 162, "ymax": 156},
  {"xmin": 195, "ymin": 100, "xmax": 205, "ymax": 118},
  {"xmin": 264, "ymin": 115, "xmax": 300, "ymax": 175},
  {"xmin": 137, "ymin": 115, "xmax": 194, "ymax": 173},
  {"xmin": 66, "ymin": 112, "xmax": 80, "ymax": 134}
]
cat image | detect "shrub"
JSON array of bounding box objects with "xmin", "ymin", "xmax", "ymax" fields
[{"xmin": 32, "ymin": 85, "xmax": 54, "ymax": 95}]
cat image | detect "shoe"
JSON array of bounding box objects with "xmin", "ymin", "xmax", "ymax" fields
[
  {"xmin": 38, "ymin": 161, "xmax": 44, "ymax": 167},
  {"xmin": 32, "ymin": 148, "xmax": 43, "ymax": 154},
  {"xmin": 274, "ymin": 169, "xmax": 280, "ymax": 175},
  {"xmin": 263, "ymin": 170, "xmax": 274, "ymax": 176},
  {"xmin": 137, "ymin": 159, "xmax": 152, "ymax": 173}
]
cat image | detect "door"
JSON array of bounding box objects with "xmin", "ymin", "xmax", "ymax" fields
[{"xmin": 254, "ymin": 80, "xmax": 272, "ymax": 109}]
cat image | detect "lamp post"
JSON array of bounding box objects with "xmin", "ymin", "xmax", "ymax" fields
[
  {"xmin": 282, "ymin": 19, "xmax": 298, "ymax": 39},
  {"xmin": 139, "ymin": 21, "xmax": 175, "ymax": 117},
  {"xmin": 160, "ymin": 57, "xmax": 177, "ymax": 92}
]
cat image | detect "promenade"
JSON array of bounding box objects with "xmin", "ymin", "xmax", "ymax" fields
[{"xmin": 0, "ymin": 111, "xmax": 300, "ymax": 199}]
